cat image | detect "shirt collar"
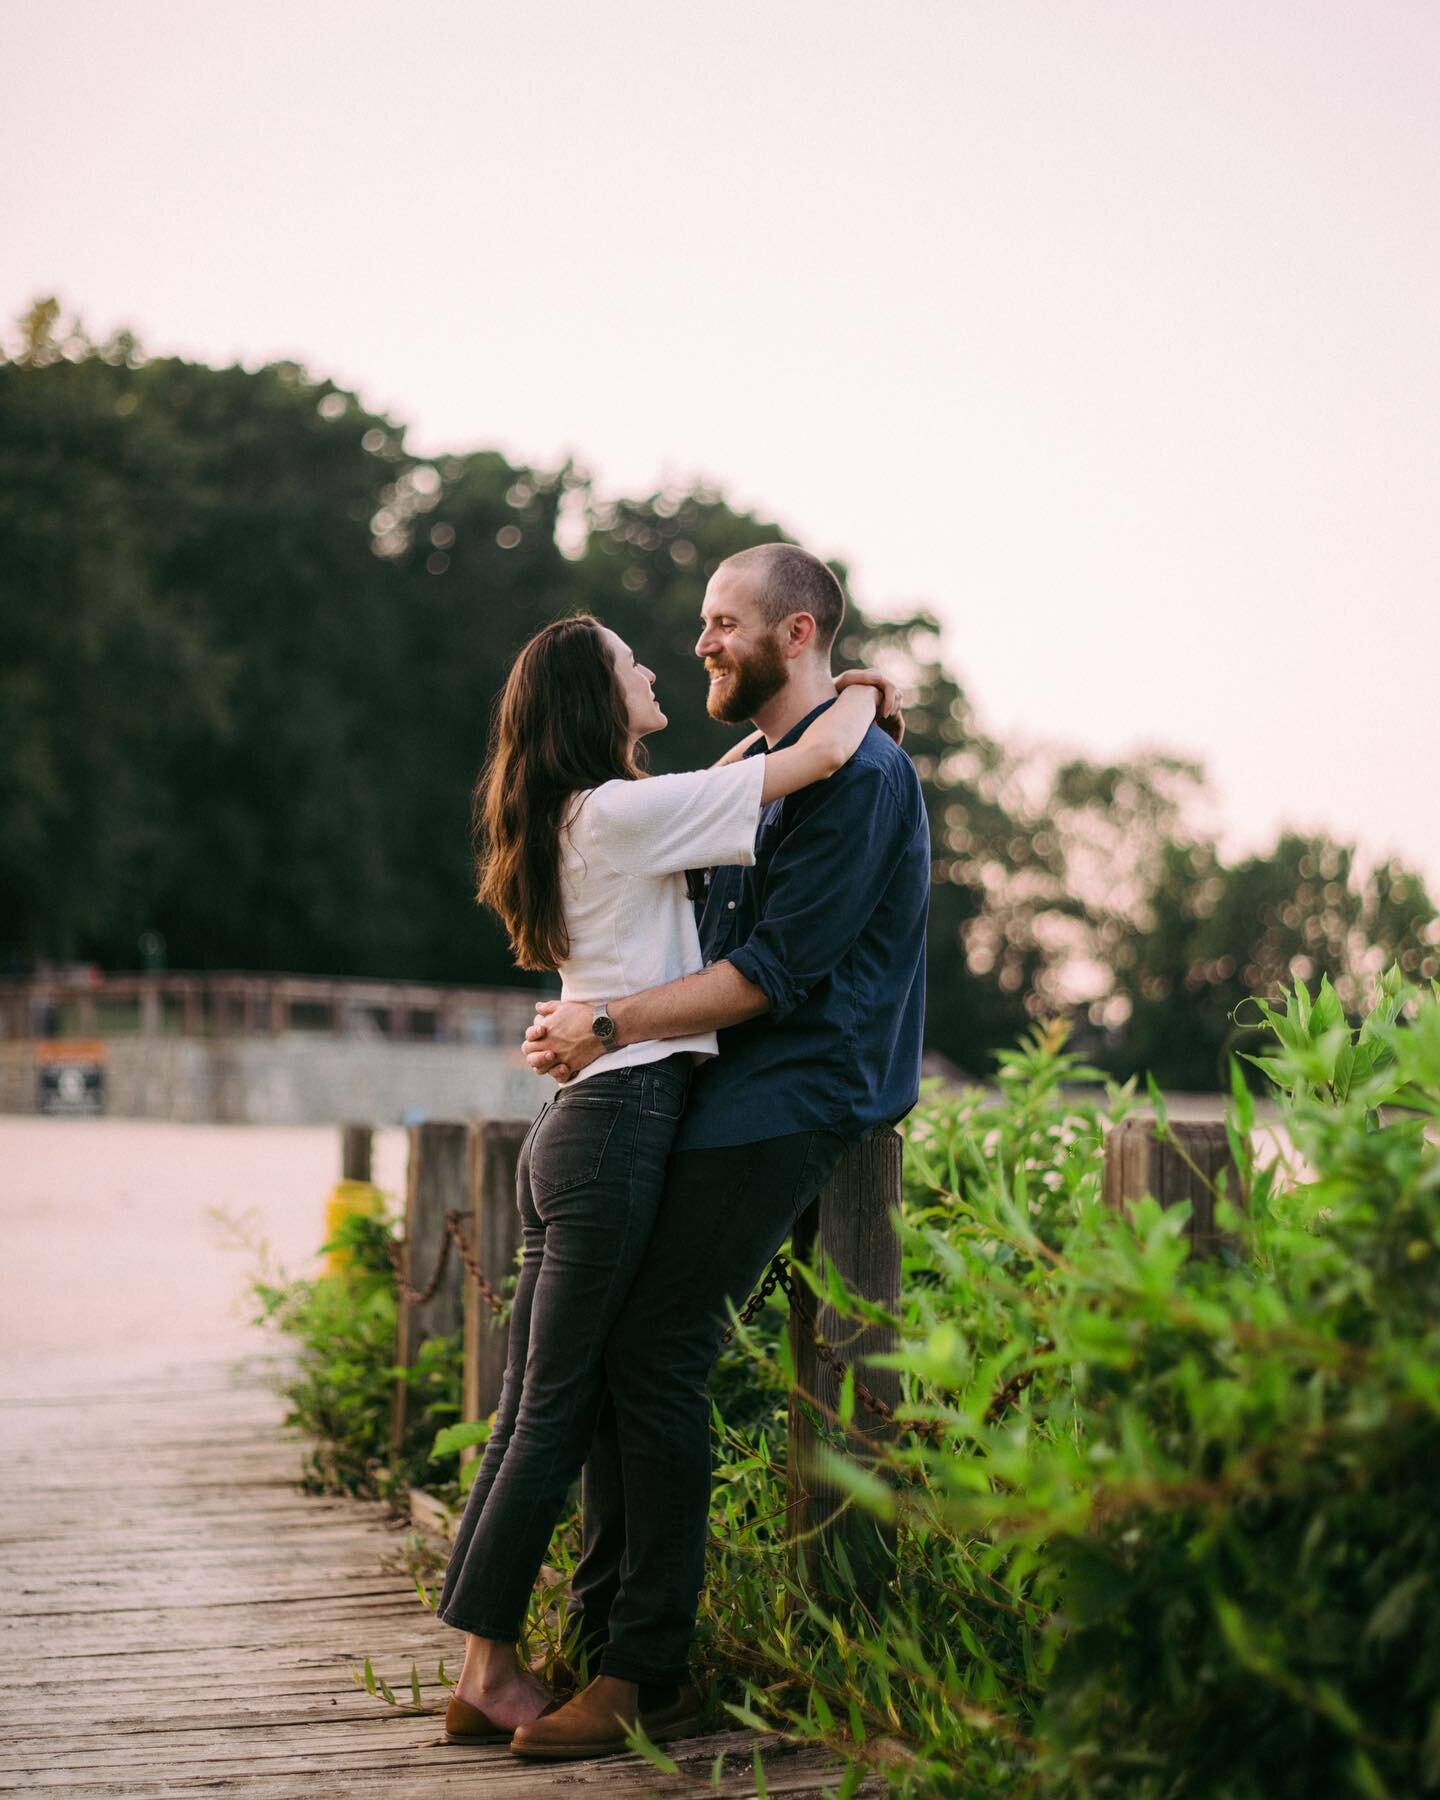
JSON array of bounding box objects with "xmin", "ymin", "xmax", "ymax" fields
[{"xmin": 743, "ymin": 696, "xmax": 838, "ymax": 757}]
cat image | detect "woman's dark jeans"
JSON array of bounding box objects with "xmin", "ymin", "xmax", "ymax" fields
[
  {"xmin": 436, "ymin": 1053, "xmax": 691, "ymax": 1644},
  {"xmin": 572, "ymin": 1127, "xmax": 848, "ymax": 1686}
]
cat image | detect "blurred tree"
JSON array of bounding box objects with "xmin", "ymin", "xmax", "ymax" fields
[
  {"xmin": 0, "ymin": 337, "xmax": 232, "ymax": 967},
  {"xmin": 2, "ymin": 302, "xmax": 1434, "ymax": 1081},
  {"xmin": 16, "ymin": 296, "xmax": 63, "ymax": 366},
  {"xmin": 1103, "ymin": 834, "xmax": 1439, "ymax": 1088}
]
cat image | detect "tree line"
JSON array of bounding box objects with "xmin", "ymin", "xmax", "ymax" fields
[{"xmin": 2, "ymin": 298, "xmax": 1434, "ymax": 1085}]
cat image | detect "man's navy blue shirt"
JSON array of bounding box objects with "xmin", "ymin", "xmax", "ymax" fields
[{"xmin": 676, "ymin": 699, "xmax": 931, "ymax": 1152}]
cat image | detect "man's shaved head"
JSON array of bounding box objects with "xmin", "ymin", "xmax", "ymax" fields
[{"xmin": 716, "ymin": 544, "xmax": 846, "ymax": 655}]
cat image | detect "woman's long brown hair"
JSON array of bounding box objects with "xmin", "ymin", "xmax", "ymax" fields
[{"xmin": 472, "ymin": 615, "xmax": 644, "ymax": 971}]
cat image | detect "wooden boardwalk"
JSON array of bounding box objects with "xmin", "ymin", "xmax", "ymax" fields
[{"xmin": 0, "ymin": 1354, "xmax": 861, "ymax": 1797}]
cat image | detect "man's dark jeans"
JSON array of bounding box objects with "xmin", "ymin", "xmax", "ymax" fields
[
  {"xmin": 436, "ymin": 1054, "xmax": 691, "ymax": 1642},
  {"xmin": 570, "ymin": 1128, "xmax": 848, "ymax": 1687}
]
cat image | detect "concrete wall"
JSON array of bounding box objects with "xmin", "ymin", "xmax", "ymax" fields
[{"xmin": 0, "ymin": 1035, "xmax": 544, "ymax": 1126}]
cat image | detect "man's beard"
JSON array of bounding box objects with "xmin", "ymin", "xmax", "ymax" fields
[{"xmin": 705, "ymin": 635, "xmax": 788, "ymax": 724}]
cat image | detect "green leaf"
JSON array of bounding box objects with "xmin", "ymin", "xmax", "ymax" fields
[
  {"xmin": 817, "ymin": 1448, "xmax": 898, "ymax": 1520},
  {"xmin": 1227, "ymin": 1056, "xmax": 1255, "ymax": 1135},
  {"xmin": 752, "ymin": 1746, "xmax": 770, "ymax": 1799},
  {"xmin": 1312, "ymin": 975, "xmax": 1345, "ymax": 1042},
  {"xmin": 431, "ymin": 1418, "xmax": 491, "ymax": 1459},
  {"xmin": 410, "ymin": 1663, "xmax": 422, "ymax": 1709},
  {"xmin": 722, "ymin": 1700, "xmax": 773, "ymax": 1731},
  {"xmin": 624, "ymin": 1719, "xmax": 680, "ymax": 1774},
  {"xmin": 1239, "ymin": 1051, "xmax": 1293, "ymax": 1091},
  {"xmin": 835, "ymin": 1764, "xmax": 864, "ymax": 1800},
  {"xmin": 1349, "ymin": 1749, "xmax": 1394, "ymax": 1800},
  {"xmin": 362, "ymin": 1655, "xmax": 376, "ymax": 1696},
  {"xmin": 1363, "ymin": 1572, "xmax": 1426, "ymax": 1647}
]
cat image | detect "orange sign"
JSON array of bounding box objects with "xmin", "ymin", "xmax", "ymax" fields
[{"xmin": 35, "ymin": 1040, "xmax": 108, "ymax": 1065}]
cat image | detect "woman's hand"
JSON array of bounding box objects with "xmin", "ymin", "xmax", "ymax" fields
[
  {"xmin": 522, "ymin": 999, "xmax": 599, "ymax": 1083},
  {"xmin": 835, "ymin": 669, "xmax": 905, "ymax": 744}
]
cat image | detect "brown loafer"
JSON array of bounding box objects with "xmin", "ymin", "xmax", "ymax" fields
[
  {"xmin": 445, "ymin": 1692, "xmax": 559, "ymax": 1744},
  {"xmin": 509, "ymin": 1678, "xmax": 702, "ymax": 1761}
]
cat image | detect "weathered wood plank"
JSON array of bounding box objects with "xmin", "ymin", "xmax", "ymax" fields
[
  {"xmin": 2, "ymin": 1339, "xmax": 863, "ymax": 1797},
  {"xmin": 1103, "ymin": 1115, "xmax": 1242, "ymax": 1255},
  {"xmin": 389, "ymin": 1122, "xmax": 469, "ymax": 1462},
  {"xmin": 787, "ymin": 1127, "xmax": 902, "ymax": 1609},
  {"xmin": 341, "ymin": 1123, "xmax": 373, "ymax": 1183},
  {"xmin": 461, "ymin": 1119, "xmax": 527, "ymax": 1434}
]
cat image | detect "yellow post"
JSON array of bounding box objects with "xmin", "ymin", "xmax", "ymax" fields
[{"xmin": 324, "ymin": 1179, "xmax": 386, "ymax": 1274}]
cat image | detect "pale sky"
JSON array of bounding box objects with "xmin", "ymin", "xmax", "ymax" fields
[{"xmin": 7, "ymin": 0, "xmax": 1438, "ymax": 890}]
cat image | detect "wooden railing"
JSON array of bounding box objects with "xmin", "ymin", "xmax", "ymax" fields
[{"xmin": 0, "ymin": 970, "xmax": 543, "ymax": 1045}]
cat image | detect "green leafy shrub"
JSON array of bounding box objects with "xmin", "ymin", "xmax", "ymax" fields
[
  {"xmin": 250, "ymin": 1205, "xmax": 464, "ymax": 1503},
  {"xmin": 712, "ymin": 969, "xmax": 1440, "ymax": 1797},
  {"xmin": 274, "ymin": 972, "xmax": 1440, "ymax": 1797}
]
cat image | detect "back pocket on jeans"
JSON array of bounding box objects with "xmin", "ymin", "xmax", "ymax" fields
[{"xmin": 529, "ymin": 1097, "xmax": 624, "ymax": 1196}]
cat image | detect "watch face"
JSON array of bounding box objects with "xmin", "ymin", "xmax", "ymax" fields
[{"xmin": 593, "ymin": 1010, "xmax": 616, "ymax": 1042}]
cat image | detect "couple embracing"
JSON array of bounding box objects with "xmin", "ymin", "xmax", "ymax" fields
[{"xmin": 435, "ymin": 543, "xmax": 930, "ymax": 1760}]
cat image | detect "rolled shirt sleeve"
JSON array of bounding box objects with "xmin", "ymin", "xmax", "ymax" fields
[
  {"xmin": 578, "ymin": 757, "xmax": 766, "ymax": 880},
  {"xmin": 725, "ymin": 759, "xmax": 915, "ymax": 1022}
]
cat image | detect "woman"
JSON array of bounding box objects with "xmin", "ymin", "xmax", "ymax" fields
[{"xmin": 435, "ymin": 613, "xmax": 895, "ymax": 1741}]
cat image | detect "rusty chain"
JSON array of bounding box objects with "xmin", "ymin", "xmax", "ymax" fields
[
  {"xmin": 983, "ymin": 1343, "xmax": 1053, "ymax": 1424},
  {"xmin": 723, "ymin": 1254, "xmax": 945, "ymax": 1442},
  {"xmin": 719, "ymin": 1254, "xmax": 793, "ymax": 1346},
  {"xmin": 387, "ymin": 1208, "xmax": 505, "ymax": 1317}
]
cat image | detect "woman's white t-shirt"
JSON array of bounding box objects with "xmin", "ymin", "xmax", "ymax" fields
[{"xmin": 556, "ymin": 756, "xmax": 767, "ymax": 1084}]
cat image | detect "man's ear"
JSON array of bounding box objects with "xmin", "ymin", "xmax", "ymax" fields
[{"xmin": 784, "ymin": 613, "xmax": 818, "ymax": 659}]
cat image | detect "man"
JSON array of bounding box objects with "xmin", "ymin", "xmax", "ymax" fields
[{"xmin": 510, "ymin": 543, "xmax": 930, "ymax": 1760}]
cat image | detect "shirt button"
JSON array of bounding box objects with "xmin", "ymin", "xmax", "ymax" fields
[{"xmin": 727, "ymin": 901, "xmax": 736, "ymax": 910}]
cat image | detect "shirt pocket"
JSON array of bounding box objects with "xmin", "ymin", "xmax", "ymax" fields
[{"xmin": 529, "ymin": 1095, "xmax": 624, "ymax": 1197}]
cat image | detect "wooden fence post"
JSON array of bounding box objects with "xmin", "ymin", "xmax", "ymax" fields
[
  {"xmin": 340, "ymin": 1123, "xmax": 372, "ymax": 1183},
  {"xmin": 390, "ymin": 1121, "xmax": 469, "ymax": 1465},
  {"xmin": 786, "ymin": 1127, "xmax": 903, "ymax": 1608},
  {"xmin": 462, "ymin": 1120, "xmax": 529, "ymax": 1434},
  {"xmin": 1102, "ymin": 1117, "xmax": 1240, "ymax": 1254}
]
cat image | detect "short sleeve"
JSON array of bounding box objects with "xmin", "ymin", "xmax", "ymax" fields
[{"xmin": 577, "ymin": 757, "xmax": 766, "ymax": 878}]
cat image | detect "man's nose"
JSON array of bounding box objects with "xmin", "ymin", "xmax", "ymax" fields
[{"xmin": 694, "ymin": 628, "xmax": 715, "ymax": 658}]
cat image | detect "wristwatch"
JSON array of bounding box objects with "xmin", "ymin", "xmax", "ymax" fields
[{"xmin": 591, "ymin": 1002, "xmax": 617, "ymax": 1045}]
